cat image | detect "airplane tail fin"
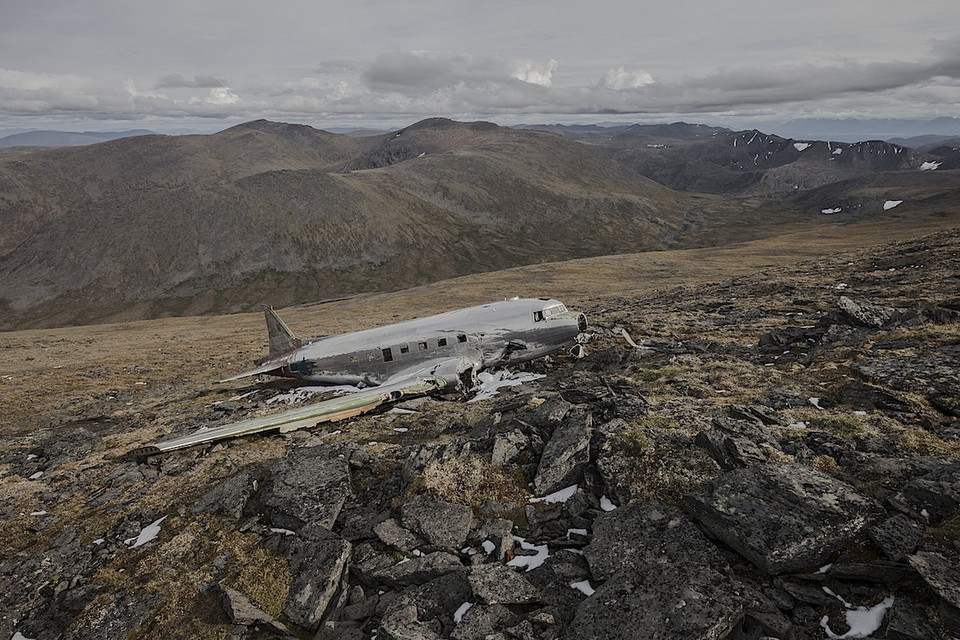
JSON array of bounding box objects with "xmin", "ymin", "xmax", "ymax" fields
[{"xmin": 262, "ymin": 306, "xmax": 302, "ymax": 357}]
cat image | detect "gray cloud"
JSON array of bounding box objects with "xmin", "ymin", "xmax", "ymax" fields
[
  {"xmin": 156, "ymin": 74, "xmax": 228, "ymax": 89},
  {"xmin": 364, "ymin": 52, "xmax": 557, "ymax": 94}
]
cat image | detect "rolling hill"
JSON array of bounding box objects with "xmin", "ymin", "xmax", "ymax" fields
[{"xmin": 1, "ymin": 117, "xmax": 957, "ymax": 330}]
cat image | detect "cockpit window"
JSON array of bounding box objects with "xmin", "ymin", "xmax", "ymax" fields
[
  {"xmin": 533, "ymin": 311, "xmax": 544, "ymax": 322},
  {"xmin": 541, "ymin": 304, "xmax": 566, "ymax": 318}
]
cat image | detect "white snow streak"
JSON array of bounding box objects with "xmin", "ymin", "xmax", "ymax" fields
[
  {"xmin": 920, "ymin": 161, "xmax": 941, "ymax": 170},
  {"xmin": 883, "ymin": 200, "xmax": 903, "ymax": 210},
  {"xmin": 454, "ymin": 601, "xmax": 473, "ymax": 623},
  {"xmin": 125, "ymin": 515, "xmax": 167, "ymax": 548},
  {"xmin": 793, "ymin": 142, "xmax": 811, "ymax": 151},
  {"xmin": 570, "ymin": 580, "xmax": 595, "ymax": 596},
  {"xmin": 529, "ymin": 484, "xmax": 578, "ymax": 504}
]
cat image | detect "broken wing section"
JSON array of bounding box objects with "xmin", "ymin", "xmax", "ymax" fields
[{"xmin": 125, "ymin": 375, "xmax": 449, "ymax": 457}]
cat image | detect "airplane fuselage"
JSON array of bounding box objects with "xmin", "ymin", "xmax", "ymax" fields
[{"xmin": 258, "ymin": 298, "xmax": 587, "ymax": 386}]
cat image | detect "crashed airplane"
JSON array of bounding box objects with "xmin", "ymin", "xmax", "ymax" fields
[{"xmin": 129, "ymin": 298, "xmax": 588, "ymax": 456}]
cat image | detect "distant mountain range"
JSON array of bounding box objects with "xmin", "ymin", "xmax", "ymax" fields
[
  {"xmin": 0, "ymin": 129, "xmax": 157, "ymax": 148},
  {"xmin": 1, "ymin": 118, "xmax": 957, "ymax": 329},
  {"xmin": 766, "ymin": 117, "xmax": 960, "ymax": 143}
]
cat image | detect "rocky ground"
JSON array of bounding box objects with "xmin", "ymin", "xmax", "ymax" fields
[{"xmin": 1, "ymin": 228, "xmax": 959, "ymax": 639}]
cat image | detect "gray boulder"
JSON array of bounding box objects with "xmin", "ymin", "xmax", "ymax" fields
[
  {"xmin": 566, "ymin": 501, "xmax": 745, "ymax": 640},
  {"xmin": 467, "ymin": 564, "xmax": 541, "ymax": 605},
  {"xmin": 217, "ymin": 583, "xmax": 290, "ymax": 634},
  {"xmin": 374, "ymin": 518, "xmax": 425, "ymax": 552},
  {"xmin": 585, "ymin": 502, "xmax": 727, "ymax": 581},
  {"xmin": 400, "ymin": 495, "xmax": 474, "ymax": 550},
  {"xmin": 262, "ymin": 446, "xmax": 351, "ymax": 531},
  {"xmin": 564, "ymin": 558, "xmax": 744, "ymax": 640},
  {"xmin": 533, "ymin": 414, "xmax": 592, "ymax": 495},
  {"xmin": 371, "ymin": 552, "xmax": 466, "ymax": 588},
  {"xmin": 908, "ymin": 551, "xmax": 960, "ymax": 610},
  {"xmin": 191, "ymin": 468, "xmax": 259, "ymax": 518},
  {"xmin": 685, "ymin": 463, "xmax": 884, "ymax": 574},
  {"xmin": 868, "ymin": 514, "xmax": 925, "ymax": 562},
  {"xmin": 838, "ymin": 295, "xmax": 903, "ymax": 328},
  {"xmin": 283, "ymin": 533, "xmax": 352, "ymax": 630}
]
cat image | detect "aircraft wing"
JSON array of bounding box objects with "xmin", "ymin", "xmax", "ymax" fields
[{"xmin": 124, "ymin": 357, "xmax": 475, "ymax": 457}]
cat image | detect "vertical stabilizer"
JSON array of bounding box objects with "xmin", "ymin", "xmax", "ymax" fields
[{"xmin": 263, "ymin": 306, "xmax": 302, "ymax": 356}]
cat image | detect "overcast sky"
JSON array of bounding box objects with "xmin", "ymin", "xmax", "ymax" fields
[{"xmin": 2, "ymin": 0, "xmax": 959, "ymax": 133}]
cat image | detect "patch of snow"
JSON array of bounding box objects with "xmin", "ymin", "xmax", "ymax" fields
[
  {"xmin": 816, "ymin": 563, "xmax": 834, "ymax": 574},
  {"xmin": 13, "ymin": 632, "xmax": 37, "ymax": 640},
  {"xmin": 788, "ymin": 421, "xmax": 808, "ymax": 429},
  {"xmin": 469, "ymin": 370, "xmax": 546, "ymax": 403},
  {"xmin": 821, "ymin": 207, "xmax": 842, "ymax": 214},
  {"xmin": 920, "ymin": 161, "xmax": 941, "ymax": 171},
  {"xmin": 93, "ymin": 538, "xmax": 105, "ymax": 545},
  {"xmin": 853, "ymin": 411, "xmax": 867, "ymax": 416},
  {"xmin": 481, "ymin": 540, "xmax": 496, "ymax": 555},
  {"xmin": 417, "ymin": 152, "xmax": 426, "ymax": 158},
  {"xmin": 883, "ymin": 200, "xmax": 903, "ymax": 210},
  {"xmin": 566, "ymin": 528, "xmax": 588, "ymax": 539},
  {"xmin": 921, "ymin": 509, "xmax": 930, "ymax": 520},
  {"xmin": 570, "ymin": 580, "xmax": 595, "ymax": 596},
  {"xmin": 388, "ymin": 408, "xmax": 416, "ymax": 414},
  {"xmin": 28, "ymin": 471, "xmax": 43, "ymax": 480},
  {"xmin": 833, "ymin": 147, "xmax": 843, "ymax": 155},
  {"xmin": 599, "ymin": 495, "xmax": 617, "ymax": 511},
  {"xmin": 530, "ymin": 484, "xmax": 578, "ymax": 504},
  {"xmin": 30, "ymin": 510, "xmax": 47, "ymax": 516},
  {"xmin": 392, "ymin": 427, "xmax": 409, "ymax": 433},
  {"xmin": 820, "ymin": 590, "xmax": 895, "ymax": 639},
  {"xmin": 646, "ymin": 143, "xmax": 666, "ymax": 148},
  {"xmin": 836, "ymin": 283, "xmax": 849, "ymax": 290},
  {"xmin": 26, "ymin": 453, "xmax": 37, "ymax": 460},
  {"xmin": 507, "ymin": 536, "xmax": 550, "ymax": 571},
  {"xmin": 453, "ymin": 601, "xmax": 473, "ymax": 624},
  {"xmin": 809, "ymin": 397, "xmax": 823, "ymax": 410},
  {"xmin": 125, "ymin": 515, "xmax": 167, "ymax": 548},
  {"xmin": 794, "ymin": 142, "xmax": 811, "ymax": 151},
  {"xmin": 270, "ymin": 528, "xmax": 296, "ymax": 536}
]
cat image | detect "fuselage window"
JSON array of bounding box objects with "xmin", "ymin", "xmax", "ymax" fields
[
  {"xmin": 382, "ymin": 348, "xmax": 393, "ymax": 362},
  {"xmin": 438, "ymin": 338, "xmax": 447, "ymax": 347},
  {"xmin": 457, "ymin": 334, "xmax": 467, "ymax": 343},
  {"xmin": 400, "ymin": 345, "xmax": 409, "ymax": 354},
  {"xmin": 418, "ymin": 341, "xmax": 428, "ymax": 351}
]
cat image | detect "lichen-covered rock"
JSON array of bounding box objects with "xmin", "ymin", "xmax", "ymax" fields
[
  {"xmin": 191, "ymin": 468, "xmax": 260, "ymax": 519},
  {"xmin": 533, "ymin": 414, "xmax": 592, "ymax": 495},
  {"xmin": 585, "ymin": 501, "xmax": 727, "ymax": 581},
  {"xmin": 282, "ymin": 533, "xmax": 352, "ymax": 630},
  {"xmin": 400, "ymin": 495, "xmax": 474, "ymax": 550},
  {"xmin": 374, "ymin": 518, "xmax": 425, "ymax": 552},
  {"xmin": 564, "ymin": 557, "xmax": 745, "ymax": 640},
  {"xmin": 868, "ymin": 514, "xmax": 925, "ymax": 562},
  {"xmin": 566, "ymin": 501, "xmax": 744, "ymax": 640},
  {"xmin": 371, "ymin": 552, "xmax": 466, "ymax": 588},
  {"xmin": 908, "ymin": 551, "xmax": 960, "ymax": 610},
  {"xmin": 467, "ymin": 563, "xmax": 541, "ymax": 605},
  {"xmin": 684, "ymin": 463, "xmax": 884, "ymax": 574},
  {"xmin": 261, "ymin": 445, "xmax": 351, "ymax": 531},
  {"xmin": 838, "ymin": 295, "xmax": 903, "ymax": 328}
]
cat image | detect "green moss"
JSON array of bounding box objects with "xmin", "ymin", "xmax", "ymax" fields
[
  {"xmin": 631, "ymin": 367, "xmax": 683, "ymax": 383},
  {"xmin": 924, "ymin": 512, "xmax": 960, "ymax": 549},
  {"xmin": 806, "ymin": 415, "xmax": 866, "ymax": 439}
]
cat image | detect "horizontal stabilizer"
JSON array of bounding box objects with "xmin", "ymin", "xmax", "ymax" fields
[{"xmin": 219, "ymin": 360, "xmax": 286, "ymax": 383}]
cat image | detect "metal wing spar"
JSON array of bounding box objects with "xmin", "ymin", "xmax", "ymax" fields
[{"xmin": 124, "ymin": 358, "xmax": 475, "ymax": 457}]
